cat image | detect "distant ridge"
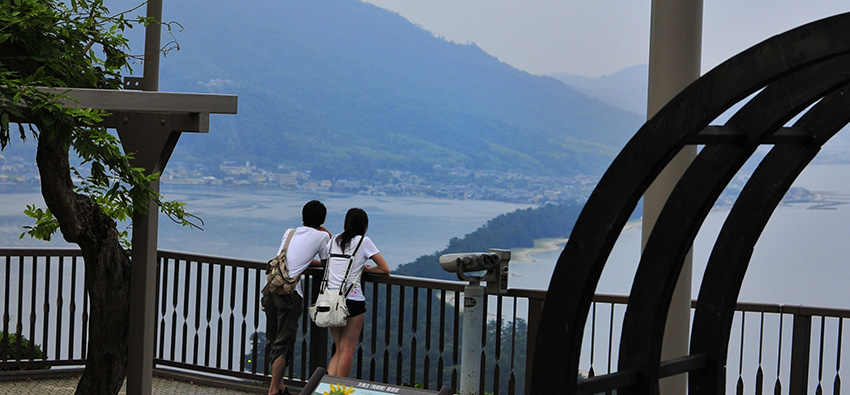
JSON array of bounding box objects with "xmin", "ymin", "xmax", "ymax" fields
[
  {"xmin": 549, "ymin": 64, "xmax": 649, "ymax": 117},
  {"xmin": 146, "ymin": 0, "xmax": 643, "ymax": 180}
]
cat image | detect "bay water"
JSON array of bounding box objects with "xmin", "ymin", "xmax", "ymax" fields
[
  {"xmin": 510, "ymin": 163, "xmax": 850, "ymax": 309},
  {"xmin": 2, "ymin": 163, "xmax": 848, "ymax": 308},
  {"xmin": 2, "ymin": 164, "xmax": 849, "ymax": 392}
]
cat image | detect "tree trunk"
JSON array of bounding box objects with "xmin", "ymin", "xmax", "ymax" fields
[{"xmin": 36, "ymin": 129, "xmax": 131, "ymax": 395}]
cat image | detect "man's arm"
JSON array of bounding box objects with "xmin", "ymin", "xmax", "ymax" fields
[{"xmin": 317, "ymin": 225, "xmax": 331, "ymax": 237}]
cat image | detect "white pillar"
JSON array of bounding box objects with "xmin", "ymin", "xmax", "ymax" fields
[
  {"xmin": 460, "ymin": 282, "xmax": 485, "ymax": 395},
  {"xmin": 644, "ymin": 0, "xmax": 703, "ymax": 394}
]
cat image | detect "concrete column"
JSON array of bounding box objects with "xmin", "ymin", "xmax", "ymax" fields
[
  {"xmin": 126, "ymin": 1, "xmax": 163, "ymax": 394},
  {"xmin": 644, "ymin": 0, "xmax": 703, "ymax": 394}
]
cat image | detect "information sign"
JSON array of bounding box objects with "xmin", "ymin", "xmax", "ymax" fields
[{"xmin": 299, "ymin": 368, "xmax": 453, "ymax": 395}]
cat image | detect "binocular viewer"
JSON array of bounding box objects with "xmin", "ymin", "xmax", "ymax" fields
[
  {"xmin": 439, "ymin": 252, "xmax": 500, "ymax": 273},
  {"xmin": 439, "ymin": 249, "xmax": 510, "ymax": 293}
]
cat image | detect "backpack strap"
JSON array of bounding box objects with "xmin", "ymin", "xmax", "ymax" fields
[
  {"xmin": 339, "ymin": 236, "xmax": 365, "ymax": 297},
  {"xmin": 263, "ymin": 228, "xmax": 296, "ymax": 296},
  {"xmin": 318, "ymin": 236, "xmax": 335, "ymax": 293},
  {"xmin": 267, "ymin": 228, "xmax": 295, "ymax": 273},
  {"xmin": 321, "ymin": 235, "xmax": 365, "ymax": 296},
  {"xmin": 278, "ymin": 227, "xmax": 296, "ymax": 272},
  {"xmin": 282, "ymin": 228, "xmax": 295, "ymax": 254}
]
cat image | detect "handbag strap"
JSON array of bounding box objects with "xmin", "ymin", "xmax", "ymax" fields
[
  {"xmin": 278, "ymin": 227, "xmax": 296, "ymax": 271},
  {"xmin": 282, "ymin": 228, "xmax": 295, "ymax": 254}
]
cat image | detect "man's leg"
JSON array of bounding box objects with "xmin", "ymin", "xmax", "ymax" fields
[
  {"xmin": 269, "ymin": 354, "xmax": 287, "ymax": 394},
  {"xmin": 263, "ymin": 293, "xmax": 283, "ymax": 394},
  {"xmin": 268, "ymin": 292, "xmax": 302, "ymax": 394}
]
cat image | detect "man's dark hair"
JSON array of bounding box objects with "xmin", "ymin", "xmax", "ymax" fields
[{"xmin": 302, "ymin": 200, "xmax": 327, "ymax": 228}]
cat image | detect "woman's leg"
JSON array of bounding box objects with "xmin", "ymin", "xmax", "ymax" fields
[
  {"xmin": 331, "ymin": 314, "xmax": 365, "ymax": 377},
  {"xmin": 327, "ymin": 326, "xmax": 343, "ymax": 376}
]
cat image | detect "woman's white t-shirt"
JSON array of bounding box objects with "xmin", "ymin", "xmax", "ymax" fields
[{"xmin": 325, "ymin": 235, "xmax": 380, "ymax": 302}]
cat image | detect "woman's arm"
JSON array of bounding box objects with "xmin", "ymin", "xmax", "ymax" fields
[{"xmin": 364, "ymin": 253, "xmax": 390, "ymax": 274}]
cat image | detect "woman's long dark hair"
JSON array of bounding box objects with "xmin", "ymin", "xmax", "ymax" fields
[{"xmin": 336, "ymin": 208, "xmax": 368, "ymax": 252}]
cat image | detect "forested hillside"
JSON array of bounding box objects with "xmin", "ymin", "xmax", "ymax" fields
[
  {"xmin": 140, "ymin": 0, "xmax": 642, "ymax": 181},
  {"xmin": 393, "ymin": 203, "xmax": 583, "ymax": 280}
]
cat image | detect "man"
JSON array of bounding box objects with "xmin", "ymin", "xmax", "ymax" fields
[{"xmin": 264, "ymin": 200, "xmax": 331, "ymax": 395}]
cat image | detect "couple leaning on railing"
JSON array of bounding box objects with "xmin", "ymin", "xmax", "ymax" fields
[{"xmin": 261, "ymin": 200, "xmax": 390, "ymax": 395}]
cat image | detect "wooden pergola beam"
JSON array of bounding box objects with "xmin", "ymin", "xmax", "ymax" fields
[{"xmin": 39, "ymin": 87, "xmax": 237, "ymax": 116}]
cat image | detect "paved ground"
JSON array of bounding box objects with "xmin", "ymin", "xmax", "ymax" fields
[{"xmin": 0, "ymin": 375, "xmax": 267, "ymax": 394}]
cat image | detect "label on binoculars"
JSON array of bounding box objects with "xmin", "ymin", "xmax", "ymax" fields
[{"xmin": 464, "ymin": 297, "xmax": 477, "ymax": 307}]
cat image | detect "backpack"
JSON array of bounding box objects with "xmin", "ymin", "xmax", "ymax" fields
[
  {"xmin": 266, "ymin": 228, "xmax": 300, "ymax": 295},
  {"xmin": 308, "ymin": 235, "xmax": 364, "ymax": 327}
]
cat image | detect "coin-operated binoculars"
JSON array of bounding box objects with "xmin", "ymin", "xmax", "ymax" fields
[{"xmin": 439, "ymin": 249, "xmax": 510, "ymax": 395}]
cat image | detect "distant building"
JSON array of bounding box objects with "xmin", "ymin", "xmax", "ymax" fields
[{"xmin": 219, "ymin": 161, "xmax": 255, "ymax": 176}]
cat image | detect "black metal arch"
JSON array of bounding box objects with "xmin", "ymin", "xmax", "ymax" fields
[
  {"xmin": 618, "ymin": 55, "xmax": 850, "ymax": 395},
  {"xmin": 531, "ymin": 12, "xmax": 850, "ymax": 395},
  {"xmin": 689, "ymin": 83, "xmax": 850, "ymax": 395}
]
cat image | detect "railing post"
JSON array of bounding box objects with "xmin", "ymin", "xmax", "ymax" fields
[
  {"xmin": 525, "ymin": 296, "xmax": 543, "ymax": 395},
  {"xmin": 308, "ymin": 272, "xmax": 328, "ymax": 373},
  {"xmin": 789, "ymin": 312, "xmax": 812, "ymax": 394}
]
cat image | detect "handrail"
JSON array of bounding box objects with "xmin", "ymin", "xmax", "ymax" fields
[{"xmin": 0, "ymin": 247, "xmax": 847, "ymax": 394}]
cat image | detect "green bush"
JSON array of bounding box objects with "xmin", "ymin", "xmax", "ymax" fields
[{"xmin": 1, "ymin": 332, "xmax": 46, "ymax": 371}]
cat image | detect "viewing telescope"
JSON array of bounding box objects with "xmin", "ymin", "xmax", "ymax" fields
[
  {"xmin": 438, "ymin": 249, "xmax": 510, "ymax": 294},
  {"xmin": 438, "ymin": 252, "xmax": 501, "ymax": 273}
]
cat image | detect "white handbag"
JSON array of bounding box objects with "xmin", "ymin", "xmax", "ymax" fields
[
  {"xmin": 309, "ymin": 288, "xmax": 349, "ymax": 328},
  {"xmin": 309, "ymin": 236, "xmax": 364, "ymax": 328}
]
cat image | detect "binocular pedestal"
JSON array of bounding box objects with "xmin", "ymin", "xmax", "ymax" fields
[
  {"xmin": 439, "ymin": 249, "xmax": 511, "ymax": 395},
  {"xmin": 460, "ymin": 280, "xmax": 484, "ymax": 395}
]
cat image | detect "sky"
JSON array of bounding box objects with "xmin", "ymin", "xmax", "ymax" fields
[{"xmin": 361, "ymin": 0, "xmax": 850, "ymax": 77}]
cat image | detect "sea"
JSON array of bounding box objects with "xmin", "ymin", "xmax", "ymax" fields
[
  {"xmin": 2, "ymin": 163, "xmax": 849, "ymax": 309},
  {"xmin": 2, "ymin": 163, "xmax": 849, "ymax": 393}
]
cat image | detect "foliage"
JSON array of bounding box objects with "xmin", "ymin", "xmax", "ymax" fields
[
  {"xmin": 0, "ymin": 332, "xmax": 47, "ymax": 371},
  {"xmin": 482, "ymin": 318, "xmax": 527, "ymax": 394},
  {"xmin": 393, "ymin": 203, "xmax": 584, "ymax": 279},
  {"xmin": 242, "ymin": 331, "xmax": 268, "ymax": 374},
  {"xmin": 141, "ymin": 0, "xmax": 642, "ymax": 181},
  {"xmin": 0, "ymin": 0, "xmax": 199, "ymax": 245}
]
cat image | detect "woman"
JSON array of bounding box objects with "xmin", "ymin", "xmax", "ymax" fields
[{"xmin": 325, "ymin": 208, "xmax": 390, "ymax": 377}]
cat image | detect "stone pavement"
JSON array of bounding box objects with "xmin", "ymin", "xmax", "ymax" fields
[{"xmin": 0, "ymin": 374, "xmax": 268, "ymax": 394}]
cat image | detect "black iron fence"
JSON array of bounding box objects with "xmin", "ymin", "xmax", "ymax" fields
[{"xmin": 0, "ymin": 247, "xmax": 846, "ymax": 394}]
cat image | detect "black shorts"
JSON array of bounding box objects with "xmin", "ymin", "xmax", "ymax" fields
[
  {"xmin": 262, "ymin": 291, "xmax": 303, "ymax": 365},
  {"xmin": 346, "ymin": 299, "xmax": 366, "ymax": 317}
]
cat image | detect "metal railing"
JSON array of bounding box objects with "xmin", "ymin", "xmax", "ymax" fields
[{"xmin": 1, "ymin": 247, "xmax": 847, "ymax": 394}]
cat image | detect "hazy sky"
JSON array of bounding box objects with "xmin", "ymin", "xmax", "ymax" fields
[{"xmin": 361, "ymin": 1, "xmax": 849, "ymax": 77}]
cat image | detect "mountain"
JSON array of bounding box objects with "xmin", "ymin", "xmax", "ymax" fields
[
  {"xmin": 143, "ymin": 0, "xmax": 643, "ymax": 180},
  {"xmin": 549, "ymin": 64, "xmax": 649, "ymax": 117}
]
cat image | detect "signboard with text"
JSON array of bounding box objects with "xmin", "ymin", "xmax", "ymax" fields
[{"xmin": 300, "ymin": 368, "xmax": 453, "ymax": 395}]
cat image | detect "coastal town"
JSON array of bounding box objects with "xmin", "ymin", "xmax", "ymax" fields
[{"xmin": 0, "ymin": 153, "xmax": 598, "ymax": 205}]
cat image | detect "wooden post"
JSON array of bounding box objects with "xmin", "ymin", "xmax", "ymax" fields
[
  {"xmin": 126, "ymin": 2, "xmax": 163, "ymax": 393},
  {"xmin": 525, "ymin": 297, "xmax": 543, "ymax": 395},
  {"xmin": 789, "ymin": 313, "xmax": 812, "ymax": 394}
]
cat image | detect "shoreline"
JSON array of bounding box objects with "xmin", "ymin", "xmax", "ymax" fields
[
  {"xmin": 511, "ymin": 218, "xmax": 643, "ymax": 263},
  {"xmin": 511, "ymin": 238, "xmax": 568, "ymax": 262}
]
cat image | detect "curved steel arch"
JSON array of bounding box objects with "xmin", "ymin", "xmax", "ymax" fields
[
  {"xmin": 531, "ymin": 12, "xmax": 850, "ymax": 395},
  {"xmin": 689, "ymin": 84, "xmax": 850, "ymax": 394},
  {"xmin": 618, "ymin": 54, "xmax": 850, "ymax": 395}
]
